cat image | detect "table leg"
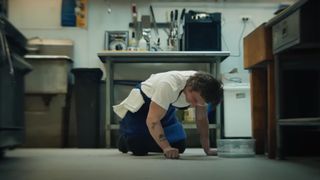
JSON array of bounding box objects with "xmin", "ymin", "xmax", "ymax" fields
[
  {"xmin": 267, "ymin": 62, "xmax": 276, "ymax": 159},
  {"xmin": 250, "ymin": 69, "xmax": 267, "ymax": 155}
]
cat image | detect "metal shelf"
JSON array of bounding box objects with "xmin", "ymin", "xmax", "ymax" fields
[
  {"xmin": 99, "ymin": 51, "xmax": 230, "ymax": 147},
  {"xmin": 278, "ymin": 117, "xmax": 320, "ymax": 126},
  {"xmin": 182, "ymin": 123, "xmax": 217, "ymax": 129},
  {"xmin": 108, "ymin": 123, "xmax": 217, "ymax": 130}
]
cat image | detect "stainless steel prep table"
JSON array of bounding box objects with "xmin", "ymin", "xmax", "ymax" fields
[{"xmin": 98, "ymin": 51, "xmax": 230, "ymax": 147}]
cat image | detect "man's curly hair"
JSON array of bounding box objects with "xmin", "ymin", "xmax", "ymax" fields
[{"xmin": 185, "ymin": 71, "xmax": 223, "ymax": 107}]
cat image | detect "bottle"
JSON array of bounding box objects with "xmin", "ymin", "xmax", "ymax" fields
[
  {"xmin": 128, "ymin": 32, "xmax": 137, "ymax": 51},
  {"xmin": 184, "ymin": 107, "xmax": 195, "ymax": 123},
  {"xmin": 138, "ymin": 37, "xmax": 147, "ymax": 51}
]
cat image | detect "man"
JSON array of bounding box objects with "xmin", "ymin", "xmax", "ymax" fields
[{"xmin": 113, "ymin": 70, "xmax": 223, "ymax": 159}]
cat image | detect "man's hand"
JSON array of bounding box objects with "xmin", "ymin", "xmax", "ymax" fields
[
  {"xmin": 204, "ymin": 148, "xmax": 217, "ymax": 156},
  {"xmin": 163, "ymin": 147, "xmax": 180, "ymax": 159}
]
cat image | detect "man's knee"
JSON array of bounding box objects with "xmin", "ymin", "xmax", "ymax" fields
[{"xmin": 127, "ymin": 137, "xmax": 148, "ymax": 156}]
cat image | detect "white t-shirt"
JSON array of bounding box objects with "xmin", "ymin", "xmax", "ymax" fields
[{"xmin": 141, "ymin": 70, "xmax": 197, "ymax": 110}]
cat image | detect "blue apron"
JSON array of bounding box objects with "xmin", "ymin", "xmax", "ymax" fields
[{"xmin": 119, "ymin": 84, "xmax": 186, "ymax": 143}]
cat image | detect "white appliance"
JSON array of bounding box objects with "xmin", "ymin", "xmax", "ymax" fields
[{"xmin": 223, "ymin": 83, "xmax": 252, "ymax": 137}]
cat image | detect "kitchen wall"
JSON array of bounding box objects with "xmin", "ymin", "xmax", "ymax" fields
[{"xmin": 9, "ymin": 0, "xmax": 279, "ymax": 78}]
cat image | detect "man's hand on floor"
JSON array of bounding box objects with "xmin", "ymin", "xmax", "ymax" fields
[{"xmin": 163, "ymin": 147, "xmax": 180, "ymax": 159}]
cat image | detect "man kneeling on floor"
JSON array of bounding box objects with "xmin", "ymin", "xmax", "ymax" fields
[{"xmin": 114, "ymin": 70, "xmax": 223, "ymax": 159}]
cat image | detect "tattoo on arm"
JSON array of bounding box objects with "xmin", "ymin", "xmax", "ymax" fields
[{"xmin": 159, "ymin": 134, "xmax": 167, "ymax": 142}]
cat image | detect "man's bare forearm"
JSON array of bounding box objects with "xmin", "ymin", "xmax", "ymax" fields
[
  {"xmin": 145, "ymin": 101, "xmax": 172, "ymax": 151},
  {"xmin": 195, "ymin": 106, "xmax": 211, "ymax": 153},
  {"xmin": 196, "ymin": 117, "xmax": 211, "ymax": 152},
  {"xmin": 147, "ymin": 119, "xmax": 171, "ymax": 150},
  {"xmin": 146, "ymin": 101, "xmax": 180, "ymax": 158}
]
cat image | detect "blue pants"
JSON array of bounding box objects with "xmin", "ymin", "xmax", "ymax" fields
[{"xmin": 118, "ymin": 84, "xmax": 186, "ymax": 155}]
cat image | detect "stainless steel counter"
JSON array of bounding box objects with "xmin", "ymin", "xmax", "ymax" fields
[
  {"xmin": 98, "ymin": 51, "xmax": 230, "ymax": 63},
  {"xmin": 25, "ymin": 55, "xmax": 72, "ymax": 62},
  {"xmin": 98, "ymin": 51, "xmax": 230, "ymax": 147}
]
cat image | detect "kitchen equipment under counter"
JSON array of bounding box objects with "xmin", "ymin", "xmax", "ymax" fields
[
  {"xmin": 24, "ymin": 55, "xmax": 73, "ymax": 94},
  {"xmin": 27, "ymin": 38, "xmax": 74, "ymax": 60},
  {"xmin": 98, "ymin": 51, "xmax": 230, "ymax": 147}
]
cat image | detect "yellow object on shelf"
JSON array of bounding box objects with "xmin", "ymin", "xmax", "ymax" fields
[{"xmin": 184, "ymin": 107, "xmax": 195, "ymax": 123}]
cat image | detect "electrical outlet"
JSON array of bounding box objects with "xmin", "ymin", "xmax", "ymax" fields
[{"xmin": 241, "ymin": 16, "xmax": 250, "ymax": 22}]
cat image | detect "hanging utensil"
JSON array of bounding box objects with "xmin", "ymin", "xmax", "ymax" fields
[
  {"xmin": 150, "ymin": 5, "xmax": 160, "ymax": 47},
  {"xmin": 149, "ymin": 5, "xmax": 159, "ymax": 37},
  {"xmin": 174, "ymin": 9, "xmax": 178, "ymax": 29},
  {"xmin": 178, "ymin": 8, "xmax": 186, "ymax": 39},
  {"xmin": 180, "ymin": 8, "xmax": 186, "ymax": 25}
]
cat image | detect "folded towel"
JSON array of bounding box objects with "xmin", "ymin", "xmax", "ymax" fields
[{"xmin": 113, "ymin": 88, "xmax": 145, "ymax": 119}]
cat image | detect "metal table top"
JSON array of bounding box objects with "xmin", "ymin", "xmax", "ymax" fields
[{"xmin": 98, "ymin": 51, "xmax": 230, "ymax": 63}]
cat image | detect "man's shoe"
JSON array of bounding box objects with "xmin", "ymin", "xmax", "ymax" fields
[{"xmin": 117, "ymin": 135, "xmax": 128, "ymax": 153}]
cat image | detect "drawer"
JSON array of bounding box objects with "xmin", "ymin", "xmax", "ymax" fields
[
  {"xmin": 270, "ymin": 0, "xmax": 320, "ymax": 54},
  {"xmin": 272, "ymin": 10, "xmax": 300, "ymax": 54},
  {"xmin": 243, "ymin": 23, "xmax": 273, "ymax": 69}
]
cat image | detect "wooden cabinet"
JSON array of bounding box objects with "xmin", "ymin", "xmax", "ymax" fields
[
  {"xmin": 268, "ymin": 0, "xmax": 320, "ymax": 159},
  {"xmin": 244, "ymin": 23, "xmax": 273, "ymax": 69},
  {"xmin": 244, "ymin": 23, "xmax": 276, "ymax": 159},
  {"xmin": 245, "ymin": 0, "xmax": 320, "ymax": 159}
]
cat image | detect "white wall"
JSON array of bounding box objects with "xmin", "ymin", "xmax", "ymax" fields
[{"xmin": 8, "ymin": 0, "xmax": 279, "ymax": 77}]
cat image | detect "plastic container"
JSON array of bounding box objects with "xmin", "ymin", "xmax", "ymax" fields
[
  {"xmin": 71, "ymin": 68, "xmax": 104, "ymax": 148},
  {"xmin": 217, "ymin": 139, "xmax": 255, "ymax": 158},
  {"xmin": 138, "ymin": 38, "xmax": 147, "ymax": 51},
  {"xmin": 223, "ymin": 83, "xmax": 251, "ymax": 137}
]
